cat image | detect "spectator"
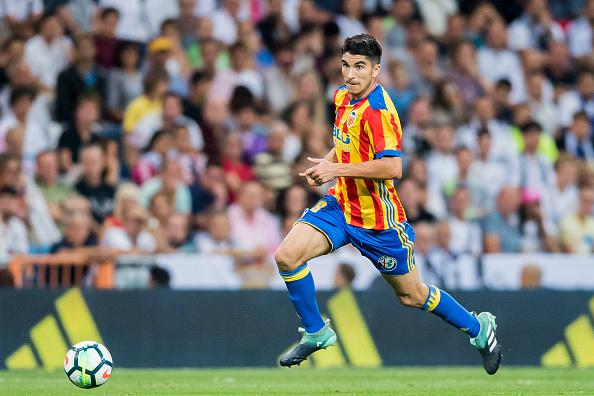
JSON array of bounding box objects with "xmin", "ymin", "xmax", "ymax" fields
[
  {"xmin": 0, "ymin": 186, "xmax": 29, "ymax": 260},
  {"xmin": 279, "ymin": 184, "xmax": 310, "ymax": 221},
  {"xmin": 426, "ymin": 125, "xmax": 457, "ymax": 218},
  {"xmin": 194, "ymin": 209, "xmax": 234, "ymax": 254},
  {"xmin": 411, "ymin": 221, "xmax": 441, "ymax": 286},
  {"xmin": 122, "ymin": 68, "xmax": 169, "ymax": 133},
  {"xmin": 477, "ymin": 19, "xmax": 525, "ymax": 103},
  {"xmin": 557, "ymin": 111, "xmax": 594, "ymax": 163},
  {"xmin": 148, "ymin": 191, "xmax": 174, "ymax": 231},
  {"xmin": 130, "ymin": 92, "xmax": 203, "ymax": 151},
  {"xmin": 23, "ymin": 11, "xmax": 72, "ymax": 91},
  {"xmin": 164, "ymin": 213, "xmax": 193, "ymax": 251},
  {"xmin": 550, "ymin": 155, "xmax": 579, "ymax": 229},
  {"xmin": 102, "ymin": 205, "xmax": 156, "ymax": 254},
  {"xmin": 0, "ymin": 85, "xmax": 51, "ymax": 175},
  {"xmin": 447, "ymin": 185, "xmax": 482, "ymax": 257},
  {"xmin": 146, "ymin": 36, "xmax": 188, "ymax": 96},
  {"xmin": 50, "ymin": 212, "xmax": 98, "ymax": 254},
  {"xmin": 140, "ymin": 158, "xmax": 192, "ymax": 215},
  {"xmin": 57, "ymin": 93, "xmax": 103, "ymax": 172},
  {"xmin": 173, "ymin": 125, "xmax": 206, "ymax": 185},
  {"xmin": 183, "ymin": 70, "xmax": 212, "ymax": 127},
  {"xmin": 263, "ymin": 41, "xmax": 297, "ymax": 114},
  {"xmin": 520, "ymin": 263, "xmax": 542, "ymax": 289},
  {"xmin": 132, "ymin": 129, "xmax": 172, "ymax": 185},
  {"xmin": 228, "ymin": 181, "xmax": 282, "ymax": 257},
  {"xmin": 559, "ymin": 187, "xmax": 594, "ymax": 254},
  {"xmin": 230, "ymin": 99, "xmax": 267, "ymax": 164},
  {"xmin": 334, "ymin": 262, "xmax": 356, "ymax": 289},
  {"xmin": 519, "ymin": 188, "xmax": 556, "ymax": 253},
  {"xmin": 105, "ymin": 182, "xmax": 141, "ymax": 228},
  {"xmin": 336, "ymin": 0, "xmax": 365, "ymax": 40},
  {"xmin": 507, "ymin": 0, "xmax": 564, "ymax": 51},
  {"xmin": 385, "ymin": 61, "xmax": 417, "ymax": 124},
  {"xmin": 93, "ymin": 7, "xmax": 121, "ymax": 69},
  {"xmin": 482, "ymin": 186, "xmax": 522, "ymax": 253},
  {"xmin": 221, "ymin": 133, "xmax": 254, "ymax": 201},
  {"xmin": 253, "ymin": 121, "xmax": 292, "ymax": 194},
  {"xmin": 55, "ymin": 32, "xmax": 107, "ymax": 124},
  {"xmin": 34, "ymin": 150, "xmax": 76, "ymax": 223},
  {"xmin": 2, "ymin": 0, "xmax": 43, "ymax": 39},
  {"xmin": 558, "ymin": 71, "xmax": 594, "ymax": 128},
  {"xmin": 75, "ymin": 144, "xmax": 117, "ymax": 223},
  {"xmin": 211, "ymin": 0, "xmax": 246, "ymax": 45},
  {"xmin": 106, "ymin": 42, "xmax": 143, "ymax": 122},
  {"xmin": 567, "ymin": 0, "xmax": 594, "ymax": 58},
  {"xmin": 149, "ymin": 265, "xmax": 170, "ymax": 288},
  {"xmin": 209, "ymin": 41, "xmax": 265, "ymax": 102},
  {"xmin": 398, "ymin": 178, "xmax": 436, "ymax": 225}
]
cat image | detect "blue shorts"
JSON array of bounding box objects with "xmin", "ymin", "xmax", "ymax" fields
[{"xmin": 297, "ymin": 195, "xmax": 416, "ymax": 276}]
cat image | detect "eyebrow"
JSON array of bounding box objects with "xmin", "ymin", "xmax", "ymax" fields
[{"xmin": 342, "ymin": 60, "xmax": 367, "ymax": 66}]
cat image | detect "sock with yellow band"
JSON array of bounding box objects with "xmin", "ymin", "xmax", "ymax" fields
[
  {"xmin": 280, "ymin": 263, "xmax": 325, "ymax": 334},
  {"xmin": 421, "ymin": 284, "xmax": 480, "ymax": 337}
]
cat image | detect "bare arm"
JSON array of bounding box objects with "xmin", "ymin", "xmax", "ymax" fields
[{"xmin": 300, "ymin": 154, "xmax": 402, "ymax": 185}]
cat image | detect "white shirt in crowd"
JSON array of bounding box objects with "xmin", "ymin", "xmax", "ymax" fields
[
  {"xmin": 426, "ymin": 151, "xmax": 458, "ymax": 219},
  {"xmin": 99, "ymin": 0, "xmax": 178, "ymax": 42},
  {"xmin": 507, "ymin": 14, "xmax": 565, "ymax": 51},
  {"xmin": 129, "ymin": 113, "xmax": 204, "ymax": 151},
  {"xmin": 568, "ymin": 17, "xmax": 593, "ymax": 58},
  {"xmin": 477, "ymin": 46, "xmax": 525, "ymax": 103},
  {"xmin": 0, "ymin": 0, "xmax": 43, "ymax": 21},
  {"xmin": 24, "ymin": 35, "xmax": 72, "ymax": 89},
  {"xmin": 448, "ymin": 217, "xmax": 483, "ymax": 257},
  {"xmin": 0, "ymin": 216, "xmax": 29, "ymax": 262},
  {"xmin": 102, "ymin": 227, "xmax": 157, "ymax": 253},
  {"xmin": 0, "ymin": 112, "xmax": 52, "ymax": 176}
]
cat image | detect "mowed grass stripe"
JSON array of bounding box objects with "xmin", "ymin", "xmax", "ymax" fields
[{"xmin": 0, "ymin": 367, "xmax": 593, "ymax": 395}]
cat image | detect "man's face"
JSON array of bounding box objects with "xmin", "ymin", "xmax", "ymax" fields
[
  {"xmin": 36, "ymin": 152, "xmax": 58, "ymax": 184},
  {"xmin": 341, "ymin": 52, "xmax": 380, "ymax": 98}
]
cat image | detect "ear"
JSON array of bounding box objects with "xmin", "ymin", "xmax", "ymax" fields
[{"xmin": 371, "ymin": 63, "xmax": 381, "ymax": 79}]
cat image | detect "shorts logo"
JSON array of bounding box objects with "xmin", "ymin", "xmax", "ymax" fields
[
  {"xmin": 378, "ymin": 255, "xmax": 397, "ymax": 271},
  {"xmin": 346, "ymin": 110, "xmax": 357, "ymax": 128}
]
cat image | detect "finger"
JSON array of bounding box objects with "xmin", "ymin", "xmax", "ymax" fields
[
  {"xmin": 298, "ymin": 172, "xmax": 306, "ymax": 177},
  {"xmin": 307, "ymin": 157, "xmax": 324, "ymax": 163},
  {"xmin": 305, "ymin": 167, "xmax": 316, "ymax": 175}
]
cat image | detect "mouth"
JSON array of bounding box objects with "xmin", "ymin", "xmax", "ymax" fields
[{"xmin": 346, "ymin": 81, "xmax": 358, "ymax": 89}]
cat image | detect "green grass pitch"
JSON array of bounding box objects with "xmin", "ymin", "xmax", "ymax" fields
[{"xmin": 1, "ymin": 367, "xmax": 593, "ymax": 395}]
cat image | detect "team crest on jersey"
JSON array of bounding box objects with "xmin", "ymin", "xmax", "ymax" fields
[
  {"xmin": 346, "ymin": 110, "xmax": 357, "ymax": 128},
  {"xmin": 378, "ymin": 255, "xmax": 397, "ymax": 271}
]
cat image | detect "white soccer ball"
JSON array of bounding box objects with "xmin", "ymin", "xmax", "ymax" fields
[{"xmin": 64, "ymin": 341, "xmax": 113, "ymax": 389}]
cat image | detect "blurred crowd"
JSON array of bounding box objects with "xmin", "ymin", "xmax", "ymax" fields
[{"xmin": 0, "ymin": 0, "xmax": 593, "ymax": 288}]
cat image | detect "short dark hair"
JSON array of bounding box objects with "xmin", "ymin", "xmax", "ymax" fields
[
  {"xmin": 573, "ymin": 110, "xmax": 589, "ymax": 122},
  {"xmin": 341, "ymin": 34, "xmax": 382, "ymax": 64},
  {"xmin": 337, "ymin": 263, "xmax": 356, "ymax": 285},
  {"xmin": 190, "ymin": 70, "xmax": 212, "ymax": 86},
  {"xmin": 143, "ymin": 68, "xmax": 170, "ymax": 94},
  {"xmin": 101, "ymin": 7, "xmax": 120, "ymax": 19},
  {"xmin": 520, "ymin": 120, "xmax": 542, "ymax": 134},
  {"xmin": 9, "ymin": 85, "xmax": 36, "ymax": 106},
  {"xmin": 150, "ymin": 265, "xmax": 170, "ymax": 288}
]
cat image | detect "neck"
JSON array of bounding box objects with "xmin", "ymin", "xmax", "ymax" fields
[
  {"xmin": 352, "ymin": 81, "xmax": 377, "ymax": 100},
  {"xmin": 86, "ymin": 175, "xmax": 101, "ymax": 186}
]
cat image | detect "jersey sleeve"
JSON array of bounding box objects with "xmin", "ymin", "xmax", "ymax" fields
[{"xmin": 364, "ymin": 107, "xmax": 403, "ymax": 159}]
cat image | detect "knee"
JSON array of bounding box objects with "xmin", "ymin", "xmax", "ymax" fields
[{"xmin": 274, "ymin": 246, "xmax": 301, "ymax": 273}]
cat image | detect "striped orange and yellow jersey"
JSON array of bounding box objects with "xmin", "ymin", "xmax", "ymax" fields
[{"xmin": 327, "ymin": 83, "xmax": 406, "ymax": 230}]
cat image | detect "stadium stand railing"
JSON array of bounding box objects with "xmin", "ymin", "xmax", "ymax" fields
[{"xmin": 9, "ymin": 253, "xmax": 115, "ymax": 289}]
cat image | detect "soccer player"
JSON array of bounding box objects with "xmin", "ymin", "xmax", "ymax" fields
[{"xmin": 275, "ymin": 34, "xmax": 502, "ymax": 374}]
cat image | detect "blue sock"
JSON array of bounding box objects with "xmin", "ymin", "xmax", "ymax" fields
[
  {"xmin": 280, "ymin": 264, "xmax": 325, "ymax": 334},
  {"xmin": 421, "ymin": 284, "xmax": 480, "ymax": 337}
]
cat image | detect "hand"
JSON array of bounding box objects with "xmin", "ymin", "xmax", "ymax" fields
[{"xmin": 299, "ymin": 157, "xmax": 339, "ymax": 186}]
